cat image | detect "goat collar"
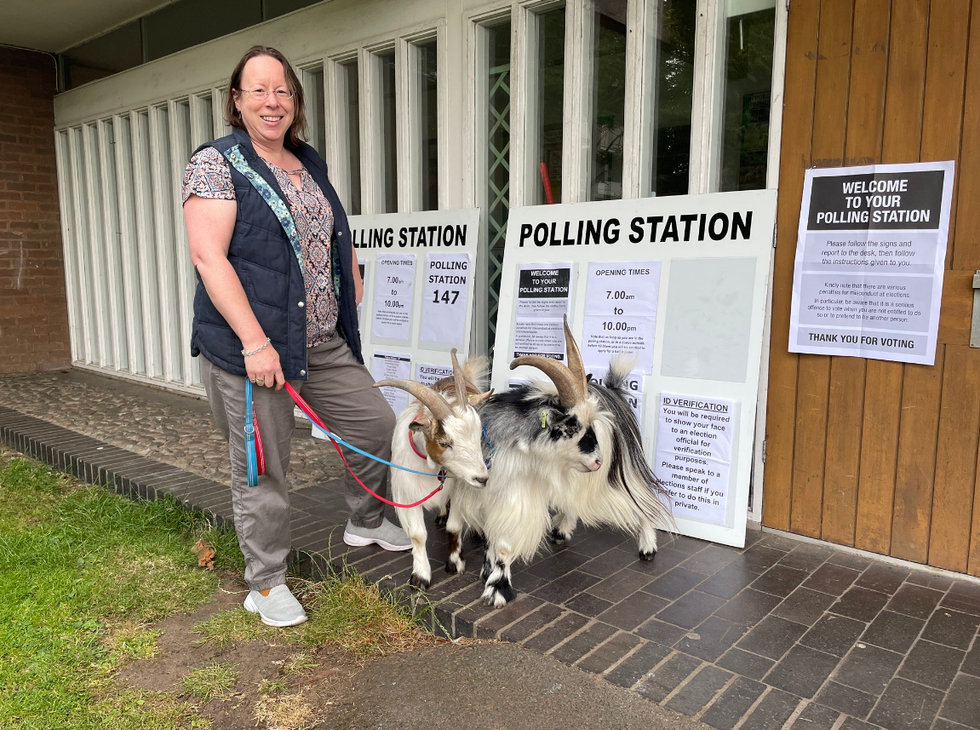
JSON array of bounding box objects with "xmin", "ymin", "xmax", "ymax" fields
[
  {"xmin": 408, "ymin": 424, "xmax": 447, "ymax": 483},
  {"xmin": 482, "ymin": 423, "xmax": 496, "ymax": 469},
  {"xmin": 408, "ymin": 424, "xmax": 428, "ymax": 460}
]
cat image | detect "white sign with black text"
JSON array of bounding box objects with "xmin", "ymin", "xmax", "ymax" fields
[
  {"xmin": 789, "ymin": 161, "xmax": 955, "ymax": 365},
  {"xmin": 582, "ymin": 260, "xmax": 660, "ymax": 374},
  {"xmin": 420, "ymin": 253, "xmax": 471, "ymax": 348},
  {"xmin": 346, "ymin": 209, "xmax": 481, "ymax": 425},
  {"xmin": 417, "ymin": 362, "xmax": 453, "ymax": 387},
  {"xmin": 372, "ymin": 254, "xmax": 416, "ymax": 342},
  {"xmin": 512, "ymin": 263, "xmax": 573, "ymax": 359},
  {"xmin": 656, "ymin": 394, "xmax": 735, "ymax": 527},
  {"xmin": 371, "ymin": 350, "xmax": 412, "ymax": 414},
  {"xmin": 492, "ymin": 191, "xmax": 777, "ymax": 548}
]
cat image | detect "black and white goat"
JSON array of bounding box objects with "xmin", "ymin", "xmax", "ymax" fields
[
  {"xmin": 453, "ymin": 319, "xmax": 673, "ymax": 607},
  {"xmin": 447, "ymin": 324, "xmax": 605, "ymax": 606},
  {"xmin": 374, "ymin": 351, "xmax": 492, "ymax": 590},
  {"xmin": 549, "ymin": 352, "xmax": 675, "ymax": 561}
]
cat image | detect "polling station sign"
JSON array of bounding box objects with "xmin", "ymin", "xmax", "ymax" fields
[
  {"xmin": 492, "ymin": 190, "xmax": 777, "ymax": 549},
  {"xmin": 789, "ymin": 162, "xmax": 955, "ymax": 365}
]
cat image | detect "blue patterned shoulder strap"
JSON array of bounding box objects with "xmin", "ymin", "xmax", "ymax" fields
[{"xmin": 223, "ymin": 145, "xmax": 304, "ymax": 275}]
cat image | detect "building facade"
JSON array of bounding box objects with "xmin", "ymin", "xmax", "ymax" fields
[{"xmin": 2, "ymin": 0, "xmax": 978, "ymax": 578}]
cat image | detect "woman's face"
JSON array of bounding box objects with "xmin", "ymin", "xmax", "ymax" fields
[{"xmin": 234, "ymin": 55, "xmax": 295, "ymax": 149}]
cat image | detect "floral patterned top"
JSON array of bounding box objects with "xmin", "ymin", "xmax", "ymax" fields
[{"xmin": 182, "ymin": 147, "xmax": 338, "ymax": 346}]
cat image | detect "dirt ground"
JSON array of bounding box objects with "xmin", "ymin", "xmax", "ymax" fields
[{"xmin": 117, "ymin": 574, "xmax": 700, "ymax": 730}]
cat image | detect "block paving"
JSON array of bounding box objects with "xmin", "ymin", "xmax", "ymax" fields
[{"xmin": 1, "ymin": 369, "xmax": 979, "ymax": 730}]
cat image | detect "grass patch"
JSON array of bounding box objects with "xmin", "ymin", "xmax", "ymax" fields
[
  {"xmin": 103, "ymin": 621, "xmax": 162, "ymax": 664},
  {"xmin": 0, "ymin": 450, "xmax": 238, "ymax": 729},
  {"xmin": 192, "ymin": 574, "xmax": 435, "ymax": 661},
  {"xmin": 253, "ymin": 692, "xmax": 317, "ymax": 730},
  {"xmin": 180, "ymin": 663, "xmax": 239, "ymax": 703}
]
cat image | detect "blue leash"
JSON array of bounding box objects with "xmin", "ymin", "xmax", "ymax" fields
[
  {"xmin": 246, "ymin": 381, "xmax": 489, "ymax": 485},
  {"xmin": 244, "ymin": 379, "xmax": 260, "ymax": 487}
]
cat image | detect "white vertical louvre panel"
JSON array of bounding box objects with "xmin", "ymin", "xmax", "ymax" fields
[
  {"xmin": 112, "ymin": 114, "xmax": 147, "ymax": 377},
  {"xmin": 621, "ymin": 0, "xmax": 657, "ymax": 199},
  {"xmin": 96, "ymin": 118, "xmax": 128, "ymax": 372},
  {"xmin": 54, "ymin": 131, "xmax": 83, "ymax": 363},
  {"xmin": 67, "ymin": 127, "xmax": 97, "ymax": 365},
  {"xmin": 189, "ymin": 93, "xmax": 214, "ymax": 148},
  {"xmin": 82, "ymin": 123, "xmax": 114, "ymax": 368},
  {"xmin": 169, "ymin": 99, "xmax": 196, "ymax": 386},
  {"xmin": 131, "ymin": 109, "xmax": 164, "ymax": 380},
  {"xmin": 688, "ymin": 0, "xmax": 725, "ymax": 193},
  {"xmin": 396, "ymin": 38, "xmax": 413, "ymax": 212},
  {"xmin": 212, "ymin": 88, "xmax": 232, "ymax": 138},
  {"xmin": 324, "ymin": 56, "xmax": 350, "ymax": 205},
  {"xmin": 148, "ymin": 105, "xmax": 182, "ymax": 384}
]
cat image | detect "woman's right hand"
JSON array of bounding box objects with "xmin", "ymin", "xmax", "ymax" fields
[{"xmin": 245, "ymin": 343, "xmax": 284, "ymax": 389}]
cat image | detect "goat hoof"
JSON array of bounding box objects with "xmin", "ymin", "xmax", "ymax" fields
[
  {"xmin": 638, "ymin": 549, "xmax": 657, "ymax": 562},
  {"xmin": 445, "ymin": 557, "xmax": 465, "ymax": 575},
  {"xmin": 434, "ymin": 513, "xmax": 448, "ymax": 528},
  {"xmin": 409, "ymin": 574, "xmax": 431, "ymax": 591},
  {"xmin": 549, "ymin": 528, "xmax": 569, "ymax": 545}
]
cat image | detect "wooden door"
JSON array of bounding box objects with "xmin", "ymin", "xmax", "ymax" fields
[{"xmin": 764, "ymin": 0, "xmax": 980, "ymax": 576}]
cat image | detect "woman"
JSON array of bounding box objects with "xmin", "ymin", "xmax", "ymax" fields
[{"xmin": 183, "ymin": 45, "xmax": 408, "ymax": 628}]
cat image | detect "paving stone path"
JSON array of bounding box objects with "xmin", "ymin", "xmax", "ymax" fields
[{"xmin": 2, "ymin": 369, "xmax": 979, "ymax": 730}]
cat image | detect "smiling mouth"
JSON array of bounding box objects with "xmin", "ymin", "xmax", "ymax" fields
[{"xmin": 260, "ymin": 116, "xmax": 283, "ymax": 123}]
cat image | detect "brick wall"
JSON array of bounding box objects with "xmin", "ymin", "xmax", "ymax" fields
[{"xmin": 0, "ymin": 47, "xmax": 71, "ymax": 374}]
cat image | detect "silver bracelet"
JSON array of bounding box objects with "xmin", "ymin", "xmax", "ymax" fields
[{"xmin": 241, "ymin": 337, "xmax": 271, "ymax": 357}]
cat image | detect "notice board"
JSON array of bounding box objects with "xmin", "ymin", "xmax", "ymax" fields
[
  {"xmin": 345, "ymin": 209, "xmax": 481, "ymax": 414},
  {"xmin": 491, "ymin": 191, "xmax": 777, "ymax": 548},
  {"xmin": 788, "ymin": 161, "xmax": 955, "ymax": 365}
]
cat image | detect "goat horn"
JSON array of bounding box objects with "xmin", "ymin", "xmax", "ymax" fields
[
  {"xmin": 562, "ymin": 315, "xmax": 589, "ymax": 401},
  {"xmin": 450, "ymin": 348, "xmax": 468, "ymax": 406},
  {"xmin": 374, "ymin": 379, "xmax": 453, "ymax": 421},
  {"xmin": 510, "ymin": 355, "xmax": 585, "ymax": 409}
]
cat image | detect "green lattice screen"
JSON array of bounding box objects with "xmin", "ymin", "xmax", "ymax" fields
[{"xmin": 486, "ymin": 61, "xmax": 511, "ymax": 358}]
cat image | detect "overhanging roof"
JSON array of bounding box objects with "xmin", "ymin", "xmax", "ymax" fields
[{"xmin": 0, "ymin": 0, "xmax": 173, "ymax": 53}]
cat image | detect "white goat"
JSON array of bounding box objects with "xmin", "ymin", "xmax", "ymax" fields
[{"xmin": 374, "ymin": 350, "xmax": 492, "ymax": 590}]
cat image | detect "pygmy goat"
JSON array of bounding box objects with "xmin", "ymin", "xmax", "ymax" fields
[
  {"xmin": 374, "ymin": 350, "xmax": 492, "ymax": 589},
  {"xmin": 456, "ymin": 318, "xmax": 674, "ymax": 607}
]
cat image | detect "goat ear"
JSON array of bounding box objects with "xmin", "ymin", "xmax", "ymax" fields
[
  {"xmin": 408, "ymin": 420, "xmax": 427, "ymax": 434},
  {"xmin": 468, "ymin": 389, "xmax": 494, "ymax": 407}
]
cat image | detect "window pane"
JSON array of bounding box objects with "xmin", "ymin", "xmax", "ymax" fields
[
  {"xmin": 719, "ymin": 1, "xmax": 776, "ymax": 191},
  {"xmin": 418, "ymin": 40, "xmax": 439, "ymax": 211},
  {"xmin": 591, "ymin": 0, "xmax": 627, "ymax": 201},
  {"xmin": 304, "ymin": 67, "xmax": 326, "ymax": 157},
  {"xmin": 486, "ymin": 21, "xmax": 511, "ymax": 356},
  {"xmin": 379, "ymin": 51, "xmax": 398, "ymax": 213},
  {"xmin": 651, "ymin": 0, "xmax": 696, "ymax": 196},
  {"xmin": 342, "ymin": 61, "xmax": 362, "ymax": 215},
  {"xmin": 536, "ymin": 8, "xmax": 565, "ymax": 205}
]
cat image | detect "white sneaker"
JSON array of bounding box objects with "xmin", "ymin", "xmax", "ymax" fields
[
  {"xmin": 243, "ymin": 584, "xmax": 307, "ymax": 627},
  {"xmin": 343, "ymin": 518, "xmax": 412, "ymax": 551}
]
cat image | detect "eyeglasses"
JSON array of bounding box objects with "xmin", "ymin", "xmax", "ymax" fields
[{"xmin": 240, "ymin": 88, "xmax": 294, "ymax": 102}]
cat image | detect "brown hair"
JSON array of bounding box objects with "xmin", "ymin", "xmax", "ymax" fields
[{"xmin": 224, "ymin": 45, "xmax": 309, "ymax": 147}]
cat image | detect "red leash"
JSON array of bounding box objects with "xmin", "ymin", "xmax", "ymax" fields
[{"xmin": 282, "ymin": 382, "xmax": 444, "ymax": 509}]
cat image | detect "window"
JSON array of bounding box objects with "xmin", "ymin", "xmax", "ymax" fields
[
  {"xmin": 534, "ymin": 7, "xmax": 566, "ymax": 204},
  {"xmin": 590, "ymin": 1, "xmax": 628, "ymax": 201},
  {"xmin": 340, "ymin": 60, "xmax": 362, "ymax": 215},
  {"xmin": 378, "ymin": 50, "xmax": 398, "ymax": 213},
  {"xmin": 719, "ymin": 0, "xmax": 776, "ymax": 191},
  {"xmin": 652, "ymin": 0, "xmax": 697, "ymax": 196},
  {"xmin": 302, "ymin": 66, "xmax": 326, "ymax": 157},
  {"xmin": 483, "ymin": 20, "xmax": 512, "ymax": 354},
  {"xmin": 416, "ymin": 40, "xmax": 439, "ymax": 210}
]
